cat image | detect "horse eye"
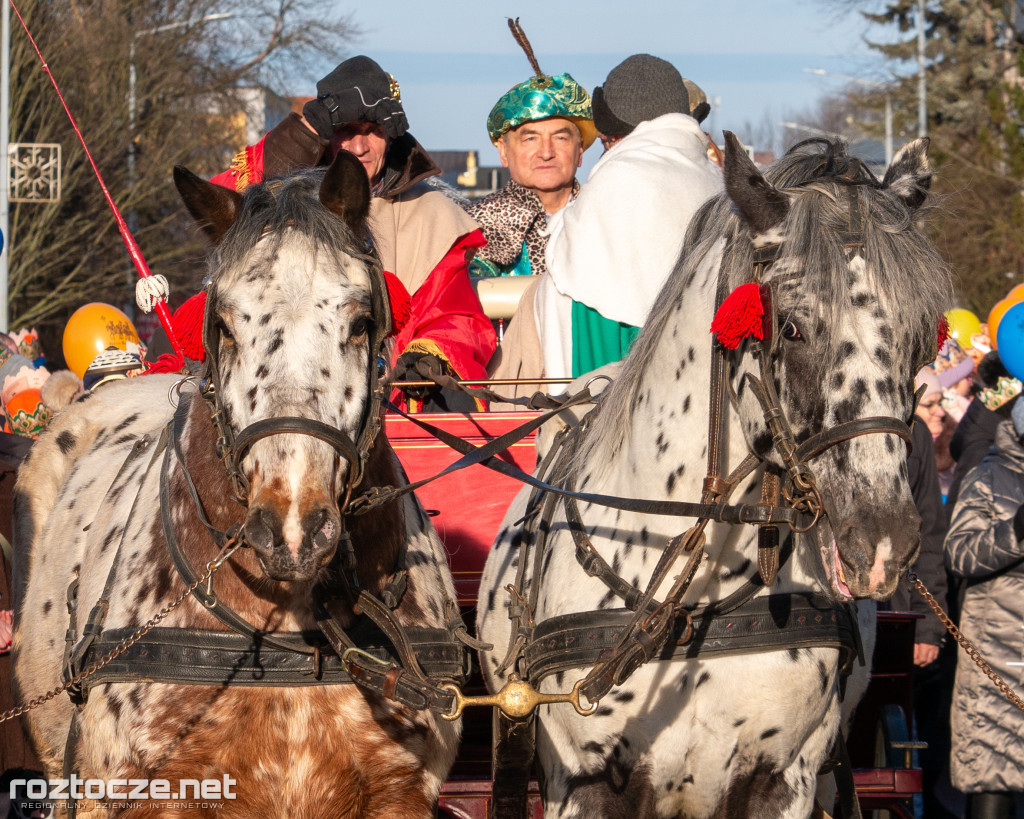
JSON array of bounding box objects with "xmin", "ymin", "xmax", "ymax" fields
[
  {"xmin": 781, "ymin": 321, "xmax": 803, "ymax": 341},
  {"xmin": 350, "ymin": 317, "xmax": 371, "ymax": 339},
  {"xmin": 217, "ymin": 318, "xmax": 235, "ymax": 344}
]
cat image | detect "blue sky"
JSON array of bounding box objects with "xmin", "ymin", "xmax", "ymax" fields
[{"xmin": 310, "ymin": 0, "xmax": 890, "ymax": 171}]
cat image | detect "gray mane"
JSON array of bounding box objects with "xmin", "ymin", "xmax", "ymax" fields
[
  {"xmin": 207, "ymin": 168, "xmax": 367, "ymax": 285},
  {"xmin": 578, "ymin": 138, "xmax": 953, "ymax": 466}
]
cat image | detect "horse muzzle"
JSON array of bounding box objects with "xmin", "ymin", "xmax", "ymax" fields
[
  {"xmin": 242, "ymin": 494, "xmax": 342, "ymax": 582},
  {"xmin": 823, "ymin": 504, "xmax": 921, "ymax": 601}
]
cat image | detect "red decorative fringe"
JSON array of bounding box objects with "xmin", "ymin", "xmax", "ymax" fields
[
  {"xmin": 145, "ymin": 353, "xmax": 186, "ymax": 374},
  {"xmin": 711, "ymin": 283, "xmax": 765, "ymax": 349},
  {"xmin": 172, "ymin": 292, "xmax": 208, "ymax": 361},
  {"xmin": 384, "ymin": 271, "xmax": 411, "ymax": 335},
  {"xmin": 937, "ymin": 314, "xmax": 950, "ymax": 351}
]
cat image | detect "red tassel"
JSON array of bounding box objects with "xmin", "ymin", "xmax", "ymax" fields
[
  {"xmin": 145, "ymin": 353, "xmax": 186, "ymax": 374},
  {"xmin": 937, "ymin": 314, "xmax": 950, "ymax": 350},
  {"xmin": 711, "ymin": 283, "xmax": 766, "ymax": 349},
  {"xmin": 384, "ymin": 271, "xmax": 411, "ymax": 336},
  {"xmin": 172, "ymin": 292, "xmax": 207, "ymax": 361}
]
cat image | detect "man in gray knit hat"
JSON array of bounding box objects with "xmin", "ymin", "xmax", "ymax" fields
[
  {"xmin": 591, "ymin": 54, "xmax": 710, "ymax": 149},
  {"xmin": 535, "ymin": 54, "xmax": 723, "ymax": 378}
]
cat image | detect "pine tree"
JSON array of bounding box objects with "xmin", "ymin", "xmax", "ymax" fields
[{"xmin": 864, "ymin": 0, "xmax": 1024, "ymax": 315}]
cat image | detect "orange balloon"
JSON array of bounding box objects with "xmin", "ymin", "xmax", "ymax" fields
[
  {"xmin": 62, "ymin": 303, "xmax": 140, "ymax": 379},
  {"xmin": 989, "ymin": 299, "xmax": 1016, "ymax": 349},
  {"xmin": 1008, "ymin": 283, "xmax": 1024, "ymax": 303}
]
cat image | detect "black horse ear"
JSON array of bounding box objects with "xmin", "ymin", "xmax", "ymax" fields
[
  {"xmin": 320, "ymin": 150, "xmax": 371, "ymax": 235},
  {"xmin": 173, "ymin": 166, "xmax": 242, "ymax": 244},
  {"xmin": 882, "ymin": 137, "xmax": 931, "ymax": 210},
  {"xmin": 723, "ymin": 131, "xmax": 789, "ymax": 235}
]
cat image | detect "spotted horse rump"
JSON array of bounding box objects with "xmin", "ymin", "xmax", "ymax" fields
[
  {"xmin": 11, "ymin": 153, "xmax": 464, "ymax": 818},
  {"xmin": 477, "ymin": 135, "xmax": 952, "ymax": 818}
]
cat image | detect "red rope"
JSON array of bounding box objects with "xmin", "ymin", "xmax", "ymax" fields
[{"xmin": 8, "ymin": 0, "xmax": 184, "ymax": 359}]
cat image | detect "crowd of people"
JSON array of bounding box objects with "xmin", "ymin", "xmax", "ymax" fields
[
  {"xmin": 899, "ymin": 326, "xmax": 1024, "ymax": 819},
  {"xmin": 0, "ymin": 27, "xmax": 1022, "ymax": 819}
]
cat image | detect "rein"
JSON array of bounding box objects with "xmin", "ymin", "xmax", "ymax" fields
[{"xmin": 427, "ymin": 182, "xmax": 914, "ymax": 719}]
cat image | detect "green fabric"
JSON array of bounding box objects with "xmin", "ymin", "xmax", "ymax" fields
[
  {"xmin": 469, "ymin": 243, "xmax": 533, "ymax": 277},
  {"xmin": 487, "ymin": 73, "xmax": 595, "ymax": 148},
  {"xmin": 571, "ymin": 300, "xmax": 640, "ymax": 377}
]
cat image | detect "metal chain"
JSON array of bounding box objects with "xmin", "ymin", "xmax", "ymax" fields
[
  {"xmin": 0, "ymin": 538, "xmax": 242, "ymax": 725},
  {"xmin": 909, "ymin": 570, "xmax": 1024, "ymax": 713}
]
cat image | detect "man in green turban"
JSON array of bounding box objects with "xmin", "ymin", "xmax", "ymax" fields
[{"xmin": 467, "ymin": 72, "xmax": 596, "ymax": 278}]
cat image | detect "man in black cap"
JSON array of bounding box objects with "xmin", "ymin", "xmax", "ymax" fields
[{"xmin": 208, "ymin": 56, "xmax": 496, "ymax": 412}]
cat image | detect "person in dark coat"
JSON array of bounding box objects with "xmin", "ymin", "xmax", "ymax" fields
[
  {"xmin": 0, "ymin": 430, "xmax": 41, "ymax": 780},
  {"xmin": 885, "ymin": 368, "xmax": 958, "ymax": 818},
  {"xmin": 888, "ymin": 368, "xmax": 949, "ymax": 654}
]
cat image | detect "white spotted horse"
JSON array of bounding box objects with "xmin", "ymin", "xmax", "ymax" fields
[
  {"xmin": 11, "ymin": 152, "xmax": 473, "ymax": 818},
  {"xmin": 477, "ymin": 134, "xmax": 952, "ymax": 818}
]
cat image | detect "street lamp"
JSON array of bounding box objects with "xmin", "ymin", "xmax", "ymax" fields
[
  {"xmin": 803, "ymin": 68, "xmax": 893, "ymax": 167},
  {"xmin": 125, "ymin": 12, "xmax": 233, "ymax": 317}
]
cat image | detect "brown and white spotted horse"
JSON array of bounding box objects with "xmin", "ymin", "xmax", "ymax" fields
[
  {"xmin": 478, "ymin": 135, "xmax": 952, "ymax": 817},
  {"xmin": 12, "ymin": 153, "xmax": 464, "ymax": 817}
]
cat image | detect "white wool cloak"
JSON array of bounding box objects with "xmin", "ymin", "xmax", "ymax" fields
[{"xmin": 537, "ymin": 113, "xmax": 723, "ymax": 378}]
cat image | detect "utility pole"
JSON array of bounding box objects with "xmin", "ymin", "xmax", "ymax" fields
[
  {"xmin": 1, "ymin": 0, "xmax": 11, "ymax": 332},
  {"xmin": 917, "ymin": 0, "xmax": 928, "ymax": 138}
]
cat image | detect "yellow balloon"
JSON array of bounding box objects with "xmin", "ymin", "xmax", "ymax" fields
[
  {"xmin": 62, "ymin": 303, "xmax": 140, "ymax": 379},
  {"xmin": 944, "ymin": 308, "xmax": 982, "ymax": 346},
  {"xmin": 988, "ymin": 300, "xmax": 1016, "ymax": 350}
]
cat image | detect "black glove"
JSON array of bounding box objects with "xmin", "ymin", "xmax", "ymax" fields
[
  {"xmin": 392, "ymin": 352, "xmax": 447, "ymax": 399},
  {"xmin": 302, "ymin": 58, "xmax": 409, "ymax": 140},
  {"xmin": 263, "ymin": 113, "xmax": 329, "ymax": 178}
]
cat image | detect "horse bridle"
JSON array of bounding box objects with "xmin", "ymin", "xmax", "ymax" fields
[
  {"xmin": 201, "ymin": 228, "xmax": 393, "ymax": 512},
  {"xmin": 725, "ymin": 181, "xmax": 918, "ymax": 526}
]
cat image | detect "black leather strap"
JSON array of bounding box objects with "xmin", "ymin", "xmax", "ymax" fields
[
  {"xmin": 522, "ymin": 594, "xmax": 856, "ymax": 687},
  {"xmin": 232, "ymin": 415, "xmax": 360, "ymax": 468},
  {"xmin": 75, "ymin": 624, "xmax": 467, "ymax": 693},
  {"xmin": 490, "ymin": 710, "xmax": 536, "ymax": 819}
]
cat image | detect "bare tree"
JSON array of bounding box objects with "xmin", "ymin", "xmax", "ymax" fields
[{"xmin": 7, "ymin": 0, "xmax": 356, "ymax": 358}]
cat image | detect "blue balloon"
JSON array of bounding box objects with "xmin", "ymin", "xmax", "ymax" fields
[{"xmin": 996, "ymin": 301, "xmax": 1024, "ymax": 382}]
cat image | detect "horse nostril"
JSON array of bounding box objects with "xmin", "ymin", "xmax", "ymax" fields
[
  {"xmin": 244, "ymin": 507, "xmax": 276, "ymax": 553},
  {"xmin": 310, "ymin": 508, "xmax": 340, "ymax": 554}
]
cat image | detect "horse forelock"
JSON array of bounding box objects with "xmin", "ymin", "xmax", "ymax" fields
[{"xmin": 211, "ymin": 169, "xmax": 370, "ymax": 287}]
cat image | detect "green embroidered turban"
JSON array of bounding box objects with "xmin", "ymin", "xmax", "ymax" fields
[{"xmin": 487, "ymin": 72, "xmax": 597, "ymax": 150}]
